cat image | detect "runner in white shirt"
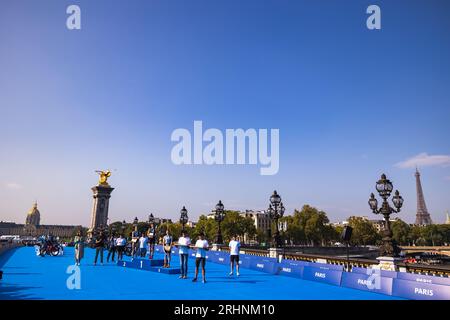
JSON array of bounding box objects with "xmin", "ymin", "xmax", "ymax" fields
[
  {"xmin": 229, "ymin": 235, "xmax": 241, "ymax": 276},
  {"xmin": 177, "ymin": 232, "xmax": 191, "ymax": 279},
  {"xmin": 192, "ymin": 233, "xmax": 209, "ymax": 283},
  {"xmin": 138, "ymin": 233, "xmax": 148, "ymax": 257},
  {"xmin": 115, "ymin": 235, "xmax": 126, "ymax": 261}
]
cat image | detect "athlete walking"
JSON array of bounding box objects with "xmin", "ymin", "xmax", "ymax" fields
[{"xmin": 192, "ymin": 233, "xmax": 209, "ymax": 283}]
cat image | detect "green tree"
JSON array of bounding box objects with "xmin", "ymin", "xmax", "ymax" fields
[
  {"xmin": 70, "ymin": 226, "xmax": 86, "ymax": 238},
  {"xmin": 192, "ymin": 215, "xmax": 217, "ymax": 241},
  {"xmin": 280, "ymin": 216, "xmax": 302, "ymax": 245},
  {"xmin": 437, "ymin": 224, "xmax": 450, "ymax": 245},
  {"xmin": 158, "ymin": 222, "xmax": 186, "ymax": 239},
  {"xmin": 108, "ymin": 220, "xmax": 137, "ymax": 238},
  {"xmin": 296, "ymin": 205, "xmax": 331, "ymax": 246},
  {"xmin": 256, "ymin": 229, "xmax": 270, "ymax": 247},
  {"xmin": 323, "ymin": 224, "xmax": 340, "ymax": 245},
  {"xmin": 423, "ymin": 224, "xmax": 447, "ymax": 246},
  {"xmin": 222, "ymin": 211, "xmax": 256, "ymax": 243},
  {"xmin": 409, "ymin": 225, "xmax": 427, "ymax": 246},
  {"xmin": 281, "ymin": 205, "xmax": 334, "ymax": 246},
  {"xmin": 348, "ymin": 216, "xmax": 380, "ymax": 246},
  {"xmin": 391, "ymin": 219, "xmax": 411, "ymax": 245},
  {"xmin": 333, "ymin": 225, "xmax": 344, "ymax": 242},
  {"xmin": 408, "ymin": 224, "xmax": 450, "ymax": 246}
]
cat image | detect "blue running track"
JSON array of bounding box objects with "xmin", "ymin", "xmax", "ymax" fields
[{"xmin": 0, "ymin": 247, "xmax": 402, "ymax": 300}]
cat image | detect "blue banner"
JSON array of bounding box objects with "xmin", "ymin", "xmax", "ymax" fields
[
  {"xmin": 247, "ymin": 256, "xmax": 279, "ymax": 274},
  {"xmin": 392, "ymin": 278, "xmax": 450, "ymax": 300},
  {"xmin": 348, "ymin": 266, "xmax": 367, "ymax": 274},
  {"xmin": 397, "ymin": 272, "xmax": 450, "ymax": 286},
  {"xmin": 302, "ymin": 266, "xmax": 343, "ymax": 286},
  {"xmin": 280, "ymin": 259, "xmax": 310, "ymax": 267},
  {"xmin": 312, "ymin": 263, "xmax": 344, "ymax": 271},
  {"xmin": 238, "ymin": 255, "xmax": 252, "ymax": 268},
  {"xmin": 341, "ymin": 272, "xmax": 393, "ymax": 296},
  {"xmin": 351, "ymin": 267, "xmax": 397, "ymax": 278},
  {"xmin": 207, "ymin": 251, "xmax": 230, "ymax": 264},
  {"xmin": 278, "ymin": 261, "xmax": 304, "ymax": 278}
]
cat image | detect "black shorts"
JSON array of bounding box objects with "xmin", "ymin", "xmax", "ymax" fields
[
  {"xmin": 148, "ymin": 238, "xmax": 155, "ymax": 245},
  {"xmin": 195, "ymin": 257, "xmax": 206, "ymax": 269},
  {"xmin": 230, "ymin": 255, "xmax": 239, "ymax": 263}
]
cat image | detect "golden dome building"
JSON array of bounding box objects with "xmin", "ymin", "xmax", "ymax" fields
[
  {"xmin": 25, "ymin": 202, "xmax": 40, "ymax": 226},
  {"xmin": 0, "ymin": 201, "xmax": 80, "ymax": 239}
]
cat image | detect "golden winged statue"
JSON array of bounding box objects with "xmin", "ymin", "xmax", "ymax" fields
[{"xmin": 95, "ymin": 170, "xmax": 112, "ymax": 186}]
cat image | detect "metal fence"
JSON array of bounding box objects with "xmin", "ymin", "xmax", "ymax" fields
[{"xmin": 220, "ymin": 246, "xmax": 450, "ymax": 277}]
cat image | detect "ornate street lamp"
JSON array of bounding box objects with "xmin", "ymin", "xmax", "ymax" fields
[
  {"xmin": 131, "ymin": 217, "xmax": 139, "ymax": 257},
  {"xmin": 121, "ymin": 220, "xmax": 126, "ymax": 235},
  {"xmin": 214, "ymin": 200, "xmax": 225, "ymax": 244},
  {"xmin": 180, "ymin": 206, "xmax": 188, "ymax": 232},
  {"xmin": 368, "ymin": 174, "xmax": 404, "ymax": 257},
  {"xmin": 268, "ymin": 190, "xmax": 285, "ymax": 248}
]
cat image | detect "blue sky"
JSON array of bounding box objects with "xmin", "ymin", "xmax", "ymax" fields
[{"xmin": 1, "ymin": 0, "xmax": 449, "ymax": 226}]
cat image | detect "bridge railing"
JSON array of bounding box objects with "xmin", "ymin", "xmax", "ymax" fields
[
  {"xmin": 0, "ymin": 241, "xmax": 21, "ymax": 256},
  {"xmin": 397, "ymin": 262, "xmax": 450, "ymax": 277},
  {"xmin": 221, "ymin": 246, "xmax": 378, "ymax": 269},
  {"xmin": 219, "ymin": 246, "xmax": 450, "ymax": 276},
  {"xmin": 283, "ymin": 252, "xmax": 378, "ymax": 270}
]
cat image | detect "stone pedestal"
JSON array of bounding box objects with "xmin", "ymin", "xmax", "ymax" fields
[
  {"xmin": 268, "ymin": 247, "xmax": 283, "ymax": 261},
  {"xmin": 375, "ymin": 256, "xmax": 403, "ymax": 271},
  {"xmin": 88, "ymin": 184, "xmax": 114, "ymax": 238},
  {"xmin": 211, "ymin": 243, "xmax": 224, "ymax": 251}
]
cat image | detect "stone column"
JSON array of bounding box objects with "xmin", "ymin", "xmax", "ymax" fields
[
  {"xmin": 268, "ymin": 247, "xmax": 283, "ymax": 261},
  {"xmin": 88, "ymin": 185, "xmax": 114, "ymax": 237},
  {"xmin": 375, "ymin": 256, "xmax": 403, "ymax": 271}
]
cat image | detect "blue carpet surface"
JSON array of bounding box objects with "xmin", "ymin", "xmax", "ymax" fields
[{"xmin": 0, "ymin": 247, "xmax": 401, "ymax": 300}]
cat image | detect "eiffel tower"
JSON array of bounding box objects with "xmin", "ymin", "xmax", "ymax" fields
[{"xmin": 414, "ymin": 168, "xmax": 432, "ymax": 225}]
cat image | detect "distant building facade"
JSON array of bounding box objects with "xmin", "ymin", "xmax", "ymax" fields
[
  {"xmin": 0, "ymin": 202, "xmax": 79, "ymax": 238},
  {"xmin": 207, "ymin": 209, "xmax": 271, "ymax": 232},
  {"xmin": 239, "ymin": 210, "xmax": 271, "ymax": 232},
  {"xmin": 332, "ymin": 216, "xmax": 398, "ymax": 233},
  {"xmin": 205, "ymin": 209, "xmax": 271, "ymax": 243},
  {"xmin": 186, "ymin": 221, "xmax": 197, "ymax": 228},
  {"xmin": 369, "ymin": 219, "xmax": 385, "ymax": 233}
]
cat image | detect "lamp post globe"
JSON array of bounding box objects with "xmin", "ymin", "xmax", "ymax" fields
[
  {"xmin": 368, "ymin": 193, "xmax": 378, "ymax": 211},
  {"xmin": 375, "ymin": 174, "xmax": 394, "ymax": 199},
  {"xmin": 392, "ymin": 190, "xmax": 404, "ymax": 210},
  {"xmin": 214, "ymin": 200, "xmax": 225, "ymax": 244},
  {"xmin": 270, "ymin": 190, "xmax": 281, "ymax": 205},
  {"xmin": 368, "ymin": 174, "xmax": 404, "ymax": 257}
]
